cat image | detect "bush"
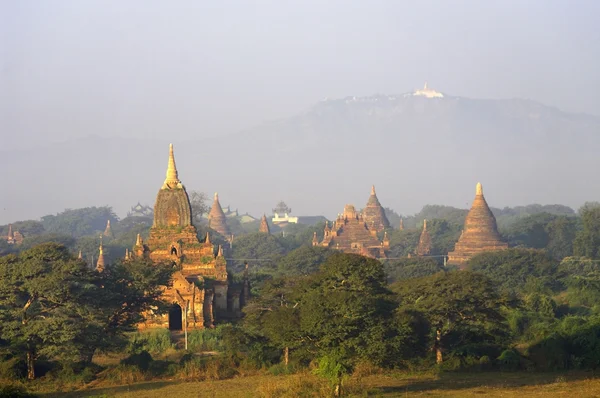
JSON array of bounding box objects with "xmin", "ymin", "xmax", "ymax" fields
[
  {"xmin": 103, "ymin": 364, "xmax": 146, "ymax": 385},
  {"xmin": 0, "ymin": 384, "xmax": 36, "ymax": 398},
  {"xmin": 497, "ymin": 349, "xmax": 521, "ymax": 371},
  {"xmin": 0, "ymin": 357, "xmax": 26, "ymax": 380},
  {"xmin": 187, "ymin": 326, "xmax": 223, "ymax": 352},
  {"xmin": 438, "ymin": 356, "xmax": 462, "ymax": 372},
  {"xmin": 128, "ymin": 329, "xmax": 174, "ymax": 354},
  {"xmin": 268, "ymin": 363, "xmax": 298, "ymax": 376},
  {"xmin": 120, "ymin": 351, "xmax": 153, "ymax": 372}
]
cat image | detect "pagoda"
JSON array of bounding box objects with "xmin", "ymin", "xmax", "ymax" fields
[
  {"xmin": 315, "ymin": 204, "xmax": 388, "ymax": 258},
  {"xmin": 136, "ymin": 144, "xmax": 237, "ymax": 330},
  {"xmin": 362, "ymin": 185, "xmax": 390, "ymax": 232},
  {"xmin": 96, "ymin": 241, "xmax": 106, "ymax": 272},
  {"xmin": 415, "ymin": 219, "xmax": 432, "ymax": 256},
  {"xmin": 259, "ymin": 214, "xmax": 270, "ymax": 234},
  {"xmin": 447, "ymin": 183, "xmax": 508, "ymax": 268},
  {"xmin": 103, "ymin": 220, "xmax": 113, "ymax": 238},
  {"xmin": 208, "ymin": 192, "xmax": 231, "ymax": 237}
]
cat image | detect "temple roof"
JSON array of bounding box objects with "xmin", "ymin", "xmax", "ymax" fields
[
  {"xmin": 416, "ymin": 219, "xmax": 432, "ymax": 256},
  {"xmin": 209, "ymin": 192, "xmax": 231, "ymax": 236},
  {"xmin": 259, "ymin": 214, "xmax": 270, "ymax": 234},
  {"xmin": 362, "ymin": 185, "xmax": 390, "ymax": 232},
  {"xmin": 448, "ymin": 182, "xmax": 508, "ymax": 266}
]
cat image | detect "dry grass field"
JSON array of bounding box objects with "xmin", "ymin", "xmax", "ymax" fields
[{"xmin": 38, "ymin": 370, "xmax": 600, "ymax": 398}]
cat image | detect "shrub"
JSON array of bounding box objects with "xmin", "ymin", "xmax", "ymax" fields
[
  {"xmin": 268, "ymin": 363, "xmax": 298, "ymax": 376},
  {"xmin": 0, "ymin": 357, "xmax": 26, "ymax": 380},
  {"xmin": 128, "ymin": 329, "xmax": 174, "ymax": 354},
  {"xmin": 121, "ymin": 351, "xmax": 153, "ymax": 372},
  {"xmin": 497, "ymin": 349, "xmax": 521, "ymax": 371},
  {"xmin": 0, "ymin": 384, "xmax": 35, "ymax": 398}
]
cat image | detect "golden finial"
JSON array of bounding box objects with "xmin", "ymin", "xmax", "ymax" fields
[
  {"xmin": 135, "ymin": 233, "xmax": 143, "ymax": 246},
  {"xmin": 476, "ymin": 182, "xmax": 483, "ymax": 196},
  {"xmin": 125, "ymin": 248, "xmax": 129, "ymax": 260},
  {"xmin": 78, "ymin": 250, "xmax": 82, "ymax": 259},
  {"xmin": 214, "ymin": 192, "xmax": 219, "ymax": 201},
  {"xmin": 423, "ymin": 219, "xmax": 427, "ymax": 231},
  {"xmin": 371, "ymin": 185, "xmax": 376, "ymax": 195},
  {"xmin": 163, "ymin": 143, "xmax": 180, "ymax": 188},
  {"xmin": 205, "ymin": 232, "xmax": 211, "ymax": 245}
]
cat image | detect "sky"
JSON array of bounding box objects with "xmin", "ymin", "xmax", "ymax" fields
[
  {"xmin": 0, "ymin": 0, "xmax": 599, "ymax": 224},
  {"xmin": 2, "ymin": 0, "xmax": 599, "ymax": 149}
]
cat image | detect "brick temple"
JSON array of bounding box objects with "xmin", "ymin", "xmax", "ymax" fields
[
  {"xmin": 314, "ymin": 204, "xmax": 389, "ymax": 258},
  {"xmin": 362, "ymin": 185, "xmax": 390, "ymax": 232},
  {"xmin": 447, "ymin": 183, "xmax": 508, "ymax": 268}
]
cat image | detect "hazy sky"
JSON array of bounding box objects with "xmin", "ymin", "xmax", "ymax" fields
[{"xmin": 2, "ymin": 0, "xmax": 599, "ymax": 149}]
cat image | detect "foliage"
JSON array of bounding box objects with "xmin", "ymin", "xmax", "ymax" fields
[
  {"xmin": 392, "ymin": 271, "xmax": 507, "ymax": 362},
  {"xmin": 384, "ymin": 257, "xmax": 444, "ymax": 283},
  {"xmin": 40, "ymin": 206, "xmax": 118, "ymax": 237},
  {"xmin": 276, "ymin": 245, "xmax": 335, "ymax": 276},
  {"xmin": 231, "ymin": 232, "xmax": 287, "ymax": 273},
  {"xmin": 188, "ymin": 191, "xmax": 209, "ymax": 221},
  {"xmin": 574, "ymin": 206, "xmax": 600, "ymax": 259},
  {"xmin": 466, "ymin": 248, "xmax": 558, "ymax": 295},
  {"xmin": 0, "ymin": 243, "xmax": 172, "ymax": 379}
]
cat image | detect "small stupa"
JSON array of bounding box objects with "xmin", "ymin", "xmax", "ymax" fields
[
  {"xmin": 447, "ymin": 183, "xmax": 508, "ymax": 268},
  {"xmin": 96, "ymin": 241, "xmax": 106, "ymax": 272},
  {"xmin": 415, "ymin": 219, "xmax": 432, "ymax": 256},
  {"xmin": 208, "ymin": 192, "xmax": 230, "ymax": 236},
  {"xmin": 259, "ymin": 214, "xmax": 270, "ymax": 234}
]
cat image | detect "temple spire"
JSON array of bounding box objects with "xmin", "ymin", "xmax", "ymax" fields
[
  {"xmin": 371, "ymin": 185, "xmax": 376, "ymax": 195},
  {"xmin": 96, "ymin": 240, "xmax": 105, "ymax": 272},
  {"xmin": 78, "ymin": 250, "xmax": 82, "ymax": 259},
  {"xmin": 423, "ymin": 219, "xmax": 427, "ymax": 231},
  {"xmin": 103, "ymin": 220, "xmax": 113, "ymax": 237},
  {"xmin": 399, "ymin": 218, "xmax": 404, "ymax": 230},
  {"xmin": 259, "ymin": 214, "xmax": 270, "ymax": 234},
  {"xmin": 476, "ymin": 182, "xmax": 483, "ymax": 196},
  {"xmin": 7, "ymin": 224, "xmax": 13, "ymax": 239},
  {"xmin": 135, "ymin": 233, "xmax": 143, "ymax": 247},
  {"xmin": 162, "ymin": 143, "xmax": 181, "ymax": 189}
]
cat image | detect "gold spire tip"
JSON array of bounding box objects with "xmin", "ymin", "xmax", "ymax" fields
[
  {"xmin": 371, "ymin": 185, "xmax": 376, "ymax": 195},
  {"xmin": 476, "ymin": 182, "xmax": 483, "ymax": 196}
]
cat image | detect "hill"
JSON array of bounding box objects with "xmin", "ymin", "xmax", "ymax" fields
[{"xmin": 1, "ymin": 90, "xmax": 598, "ymax": 223}]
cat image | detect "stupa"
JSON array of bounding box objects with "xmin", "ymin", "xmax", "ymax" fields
[
  {"xmin": 259, "ymin": 214, "xmax": 270, "ymax": 234},
  {"xmin": 362, "ymin": 185, "xmax": 390, "ymax": 232},
  {"xmin": 415, "ymin": 219, "xmax": 432, "ymax": 256},
  {"xmin": 447, "ymin": 183, "xmax": 508, "ymax": 268},
  {"xmin": 208, "ymin": 192, "xmax": 231, "ymax": 237}
]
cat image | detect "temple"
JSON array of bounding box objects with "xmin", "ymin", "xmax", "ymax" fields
[
  {"xmin": 103, "ymin": 220, "xmax": 113, "ymax": 238},
  {"xmin": 96, "ymin": 241, "xmax": 105, "ymax": 272},
  {"xmin": 415, "ymin": 219, "xmax": 432, "ymax": 256},
  {"xmin": 208, "ymin": 192, "xmax": 231, "ymax": 237},
  {"xmin": 447, "ymin": 183, "xmax": 508, "ymax": 268},
  {"xmin": 272, "ymin": 201, "xmax": 298, "ymax": 226},
  {"xmin": 362, "ymin": 185, "xmax": 390, "ymax": 232},
  {"xmin": 259, "ymin": 214, "xmax": 270, "ymax": 234},
  {"xmin": 2, "ymin": 224, "xmax": 24, "ymax": 245},
  {"xmin": 412, "ymin": 82, "xmax": 444, "ymax": 98},
  {"xmin": 131, "ymin": 144, "xmax": 245, "ymax": 331},
  {"xmin": 314, "ymin": 204, "xmax": 388, "ymax": 258}
]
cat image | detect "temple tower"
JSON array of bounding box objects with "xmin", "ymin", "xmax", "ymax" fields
[
  {"xmin": 362, "ymin": 185, "xmax": 390, "ymax": 232},
  {"xmin": 103, "ymin": 220, "xmax": 113, "ymax": 238},
  {"xmin": 259, "ymin": 214, "xmax": 270, "ymax": 234},
  {"xmin": 96, "ymin": 242, "xmax": 105, "ymax": 272},
  {"xmin": 208, "ymin": 192, "xmax": 231, "ymax": 236},
  {"xmin": 416, "ymin": 219, "xmax": 432, "ymax": 256},
  {"xmin": 447, "ymin": 183, "xmax": 508, "ymax": 268}
]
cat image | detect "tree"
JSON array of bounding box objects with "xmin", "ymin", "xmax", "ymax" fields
[
  {"xmin": 297, "ymin": 254, "xmax": 402, "ymax": 368},
  {"xmin": 0, "ymin": 243, "xmax": 172, "ymax": 379},
  {"xmin": 276, "ymin": 245, "xmax": 335, "ymax": 276},
  {"xmin": 231, "ymin": 233, "xmax": 287, "ymax": 273},
  {"xmin": 392, "ymin": 271, "xmax": 505, "ymax": 364},
  {"xmin": 40, "ymin": 207, "xmax": 118, "ymax": 237},
  {"xmin": 384, "ymin": 257, "xmax": 444, "ymax": 283},
  {"xmin": 188, "ymin": 190, "xmax": 209, "ymax": 222},
  {"xmin": 467, "ymin": 248, "xmax": 558, "ymax": 295},
  {"xmin": 574, "ymin": 206, "xmax": 600, "ymax": 259}
]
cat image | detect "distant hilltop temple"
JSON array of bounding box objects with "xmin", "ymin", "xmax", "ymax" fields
[
  {"xmin": 362, "ymin": 185, "xmax": 390, "ymax": 233},
  {"xmin": 272, "ymin": 201, "xmax": 298, "ymax": 226},
  {"xmin": 123, "ymin": 144, "xmax": 246, "ymax": 330},
  {"xmin": 1, "ymin": 224, "xmax": 24, "ymax": 245},
  {"xmin": 412, "ymin": 82, "xmax": 444, "ymax": 98},
  {"xmin": 447, "ymin": 183, "xmax": 508, "ymax": 267},
  {"xmin": 314, "ymin": 204, "xmax": 389, "ymax": 259}
]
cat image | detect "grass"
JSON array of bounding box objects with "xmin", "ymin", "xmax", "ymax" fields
[{"xmin": 37, "ymin": 370, "xmax": 600, "ymax": 398}]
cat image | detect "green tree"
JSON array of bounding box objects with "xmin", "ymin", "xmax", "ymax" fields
[
  {"xmin": 0, "ymin": 243, "xmax": 172, "ymax": 379},
  {"xmin": 467, "ymin": 248, "xmax": 558, "ymax": 295},
  {"xmin": 574, "ymin": 207, "xmax": 600, "ymax": 259},
  {"xmin": 231, "ymin": 232, "xmax": 287, "ymax": 273},
  {"xmin": 384, "ymin": 257, "xmax": 444, "ymax": 283},
  {"xmin": 392, "ymin": 271, "xmax": 505, "ymax": 364},
  {"xmin": 276, "ymin": 245, "xmax": 334, "ymax": 276},
  {"xmin": 40, "ymin": 206, "xmax": 118, "ymax": 237}
]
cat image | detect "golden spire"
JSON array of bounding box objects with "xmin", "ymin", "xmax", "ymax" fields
[
  {"xmin": 125, "ymin": 248, "xmax": 129, "ymax": 260},
  {"xmin": 218, "ymin": 245, "xmax": 224, "ymax": 257},
  {"xmin": 371, "ymin": 185, "xmax": 376, "ymax": 195},
  {"xmin": 162, "ymin": 143, "xmax": 181, "ymax": 189},
  {"xmin": 423, "ymin": 219, "xmax": 427, "ymax": 231},
  {"xmin": 214, "ymin": 192, "xmax": 219, "ymax": 201},
  {"xmin": 399, "ymin": 218, "xmax": 404, "ymax": 230},
  {"xmin": 135, "ymin": 233, "xmax": 143, "ymax": 247},
  {"xmin": 205, "ymin": 232, "xmax": 211, "ymax": 245},
  {"xmin": 96, "ymin": 240, "xmax": 105, "ymax": 272},
  {"xmin": 78, "ymin": 250, "xmax": 82, "ymax": 259},
  {"xmin": 476, "ymin": 182, "xmax": 483, "ymax": 196}
]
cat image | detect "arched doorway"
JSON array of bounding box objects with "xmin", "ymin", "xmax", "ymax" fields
[
  {"xmin": 170, "ymin": 246, "xmax": 178, "ymax": 256},
  {"xmin": 168, "ymin": 304, "xmax": 182, "ymax": 331}
]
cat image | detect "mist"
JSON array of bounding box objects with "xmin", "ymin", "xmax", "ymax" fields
[{"xmin": 1, "ymin": 0, "xmax": 599, "ymax": 224}]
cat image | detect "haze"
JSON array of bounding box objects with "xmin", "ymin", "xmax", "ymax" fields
[{"xmin": 1, "ymin": 0, "xmax": 599, "ymax": 224}]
